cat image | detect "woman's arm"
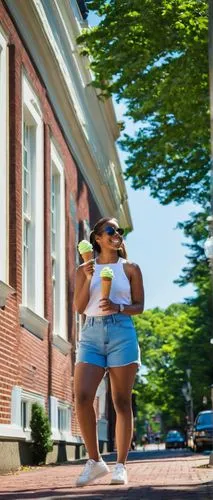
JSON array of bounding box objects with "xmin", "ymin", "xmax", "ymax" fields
[
  {"xmin": 74, "ymin": 260, "xmax": 94, "ymax": 314},
  {"xmin": 121, "ymin": 263, "xmax": 144, "ymax": 315},
  {"xmin": 100, "ymin": 262, "xmax": 144, "ymax": 315}
]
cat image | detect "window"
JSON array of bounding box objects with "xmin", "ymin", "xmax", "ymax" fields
[
  {"xmin": 0, "ymin": 28, "xmax": 8, "ymax": 283},
  {"xmin": 23, "ymin": 122, "xmax": 33, "ymax": 302},
  {"xmin": 74, "ymin": 219, "xmax": 90, "ymax": 341},
  {"xmin": 83, "ymin": 219, "xmax": 90, "ymax": 240},
  {"xmin": 58, "ymin": 405, "xmax": 71, "ymax": 432},
  {"xmin": 75, "ymin": 311, "xmax": 82, "ymax": 342},
  {"xmin": 22, "ymin": 76, "xmax": 44, "ymax": 315},
  {"xmin": 49, "ymin": 396, "xmax": 71, "ymax": 439},
  {"xmin": 51, "ymin": 141, "xmax": 67, "ymax": 339},
  {"xmin": 11, "ymin": 386, "xmax": 45, "ymax": 434},
  {"xmin": 21, "ymin": 400, "xmax": 27, "ymax": 430},
  {"xmin": 51, "ymin": 174, "xmax": 57, "ymax": 333}
]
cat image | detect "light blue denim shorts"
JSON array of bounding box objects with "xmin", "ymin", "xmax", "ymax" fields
[{"xmin": 76, "ymin": 313, "xmax": 141, "ymax": 369}]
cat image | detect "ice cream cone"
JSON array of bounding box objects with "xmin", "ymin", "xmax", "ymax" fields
[
  {"xmin": 78, "ymin": 240, "xmax": 93, "ymax": 262},
  {"xmin": 81, "ymin": 251, "xmax": 93, "ymax": 262},
  {"xmin": 101, "ymin": 277, "xmax": 112, "ymax": 298},
  {"xmin": 100, "ymin": 266, "xmax": 114, "ymax": 298}
]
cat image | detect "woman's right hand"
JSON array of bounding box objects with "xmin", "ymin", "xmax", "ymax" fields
[{"xmin": 79, "ymin": 259, "xmax": 95, "ymax": 280}]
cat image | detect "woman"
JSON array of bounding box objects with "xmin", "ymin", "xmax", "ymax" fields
[{"xmin": 74, "ymin": 217, "xmax": 144, "ymax": 487}]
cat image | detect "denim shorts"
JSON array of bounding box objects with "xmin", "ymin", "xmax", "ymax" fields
[{"xmin": 75, "ymin": 313, "xmax": 141, "ymax": 369}]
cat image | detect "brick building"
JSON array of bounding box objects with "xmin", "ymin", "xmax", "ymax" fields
[{"xmin": 0, "ymin": 0, "xmax": 132, "ymax": 471}]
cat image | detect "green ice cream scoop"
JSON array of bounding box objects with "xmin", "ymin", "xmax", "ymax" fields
[
  {"xmin": 100, "ymin": 267, "xmax": 114, "ymax": 279},
  {"xmin": 78, "ymin": 240, "xmax": 93, "ymax": 254}
]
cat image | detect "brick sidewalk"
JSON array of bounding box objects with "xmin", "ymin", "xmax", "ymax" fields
[{"xmin": 0, "ymin": 451, "xmax": 213, "ymax": 499}]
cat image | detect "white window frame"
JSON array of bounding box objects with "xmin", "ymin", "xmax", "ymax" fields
[
  {"xmin": 58, "ymin": 403, "xmax": 71, "ymax": 433},
  {"xmin": 49, "ymin": 396, "xmax": 74, "ymax": 442},
  {"xmin": 75, "ymin": 310, "xmax": 83, "ymax": 342},
  {"xmin": 83, "ymin": 218, "xmax": 90, "ymax": 240},
  {"xmin": 21, "ymin": 75, "xmax": 44, "ymax": 316},
  {"xmin": 74, "ymin": 219, "xmax": 90, "ymax": 342},
  {"xmin": 11, "ymin": 386, "xmax": 45, "ymax": 440},
  {"xmin": 96, "ymin": 377, "xmax": 108, "ymax": 442},
  {"xmin": 0, "ymin": 28, "xmax": 14, "ymax": 307},
  {"xmin": 51, "ymin": 141, "xmax": 67, "ymax": 343}
]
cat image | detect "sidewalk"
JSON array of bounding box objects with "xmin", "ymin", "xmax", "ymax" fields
[{"xmin": 0, "ymin": 450, "xmax": 213, "ymax": 499}]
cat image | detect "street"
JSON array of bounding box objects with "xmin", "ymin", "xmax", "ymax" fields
[{"xmin": 0, "ymin": 445, "xmax": 213, "ymax": 499}]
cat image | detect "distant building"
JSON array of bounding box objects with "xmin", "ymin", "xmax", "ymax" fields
[{"xmin": 0, "ymin": 0, "xmax": 132, "ymax": 471}]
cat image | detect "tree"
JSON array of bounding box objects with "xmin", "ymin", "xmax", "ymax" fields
[
  {"xmin": 78, "ymin": 0, "xmax": 209, "ymax": 205},
  {"xmin": 78, "ymin": 0, "xmax": 213, "ymax": 432},
  {"xmin": 30, "ymin": 403, "xmax": 53, "ymax": 465},
  {"xmin": 134, "ymin": 303, "xmax": 213, "ymax": 434}
]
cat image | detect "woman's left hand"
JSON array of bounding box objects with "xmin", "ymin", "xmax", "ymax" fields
[{"xmin": 99, "ymin": 298, "xmax": 119, "ymax": 313}]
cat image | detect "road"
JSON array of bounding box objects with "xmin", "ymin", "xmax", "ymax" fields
[{"xmin": 0, "ymin": 445, "xmax": 213, "ymax": 499}]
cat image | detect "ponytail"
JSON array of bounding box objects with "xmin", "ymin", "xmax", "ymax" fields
[{"xmin": 118, "ymin": 241, "xmax": 128, "ymax": 259}]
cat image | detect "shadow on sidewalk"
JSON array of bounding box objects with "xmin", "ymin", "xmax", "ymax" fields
[{"xmin": 0, "ymin": 482, "xmax": 212, "ymax": 500}]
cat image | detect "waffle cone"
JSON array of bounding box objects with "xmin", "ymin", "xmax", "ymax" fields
[
  {"xmin": 82, "ymin": 251, "xmax": 93, "ymax": 262},
  {"xmin": 101, "ymin": 277, "xmax": 112, "ymax": 298}
]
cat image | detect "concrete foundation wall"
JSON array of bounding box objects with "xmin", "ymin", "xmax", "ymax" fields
[{"xmin": 0, "ymin": 440, "xmax": 88, "ymax": 473}]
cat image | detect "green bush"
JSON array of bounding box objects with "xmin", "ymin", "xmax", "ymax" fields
[{"xmin": 30, "ymin": 402, "xmax": 53, "ymax": 465}]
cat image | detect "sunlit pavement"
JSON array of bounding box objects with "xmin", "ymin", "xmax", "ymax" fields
[{"xmin": 0, "ymin": 446, "xmax": 213, "ymax": 499}]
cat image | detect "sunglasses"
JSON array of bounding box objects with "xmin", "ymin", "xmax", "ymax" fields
[{"xmin": 102, "ymin": 225, "xmax": 124, "ymax": 236}]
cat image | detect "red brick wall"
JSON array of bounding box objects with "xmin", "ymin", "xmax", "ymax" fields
[{"xmin": 0, "ymin": 1, "xmax": 101, "ymax": 434}]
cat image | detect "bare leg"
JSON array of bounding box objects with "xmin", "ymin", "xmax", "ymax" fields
[
  {"xmin": 109, "ymin": 364, "xmax": 138, "ymax": 464},
  {"xmin": 74, "ymin": 363, "xmax": 105, "ymax": 461}
]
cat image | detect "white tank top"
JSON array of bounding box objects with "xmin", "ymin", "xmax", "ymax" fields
[{"xmin": 84, "ymin": 257, "xmax": 132, "ymax": 317}]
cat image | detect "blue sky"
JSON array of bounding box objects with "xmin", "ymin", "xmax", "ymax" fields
[
  {"xmin": 114, "ymin": 102, "xmax": 196, "ymax": 310},
  {"xmin": 88, "ymin": 11, "xmax": 196, "ymax": 310}
]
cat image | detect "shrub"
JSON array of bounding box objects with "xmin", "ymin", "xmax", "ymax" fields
[{"xmin": 30, "ymin": 402, "xmax": 53, "ymax": 465}]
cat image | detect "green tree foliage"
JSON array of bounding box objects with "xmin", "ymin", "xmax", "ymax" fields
[
  {"xmin": 134, "ymin": 211, "xmax": 212, "ymax": 435},
  {"xmin": 78, "ymin": 0, "xmax": 212, "ymax": 432},
  {"xmin": 175, "ymin": 211, "xmax": 210, "ymax": 293},
  {"xmin": 30, "ymin": 403, "xmax": 53, "ymax": 465},
  {"xmin": 78, "ymin": 0, "xmax": 209, "ymax": 205},
  {"xmin": 134, "ymin": 302, "xmax": 213, "ymax": 434}
]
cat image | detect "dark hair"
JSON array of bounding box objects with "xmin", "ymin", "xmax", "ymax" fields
[{"xmin": 90, "ymin": 217, "xmax": 127, "ymax": 259}]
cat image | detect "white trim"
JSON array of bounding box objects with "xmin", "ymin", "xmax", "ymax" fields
[
  {"xmin": 0, "ymin": 423, "xmax": 83, "ymax": 444},
  {"xmin": 22, "ymin": 74, "xmax": 44, "ymax": 316},
  {"xmin": 33, "ymin": 0, "xmax": 88, "ymax": 135},
  {"xmin": 0, "ymin": 425, "xmax": 26, "ymax": 440},
  {"xmin": 9, "ymin": 386, "xmax": 45, "ymax": 439},
  {"xmin": 96, "ymin": 377, "xmax": 108, "ymax": 441},
  {"xmin": 51, "ymin": 141, "xmax": 67, "ymax": 341},
  {"xmin": 0, "ymin": 280, "xmax": 15, "ymax": 308},
  {"xmin": 4, "ymin": 0, "xmax": 132, "ymax": 227},
  {"xmin": 0, "ymin": 28, "xmax": 9, "ymax": 283},
  {"xmin": 49, "ymin": 396, "xmax": 76, "ymax": 442},
  {"xmin": 19, "ymin": 305, "xmax": 48, "ymax": 339},
  {"xmin": 52, "ymin": 334, "xmax": 71, "ymax": 355}
]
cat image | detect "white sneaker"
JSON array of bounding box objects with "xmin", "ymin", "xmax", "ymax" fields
[
  {"xmin": 76, "ymin": 458, "xmax": 110, "ymax": 487},
  {"xmin": 111, "ymin": 463, "xmax": 128, "ymax": 485}
]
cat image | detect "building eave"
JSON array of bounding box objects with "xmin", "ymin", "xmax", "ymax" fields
[{"xmin": 4, "ymin": 0, "xmax": 133, "ymax": 229}]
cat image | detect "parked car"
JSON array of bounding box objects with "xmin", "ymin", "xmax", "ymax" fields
[
  {"xmin": 165, "ymin": 430, "xmax": 186, "ymax": 449},
  {"xmin": 192, "ymin": 410, "xmax": 213, "ymax": 452}
]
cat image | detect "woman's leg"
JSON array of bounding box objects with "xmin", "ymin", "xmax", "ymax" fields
[
  {"xmin": 74, "ymin": 362, "xmax": 105, "ymax": 461},
  {"xmin": 109, "ymin": 363, "xmax": 138, "ymax": 464}
]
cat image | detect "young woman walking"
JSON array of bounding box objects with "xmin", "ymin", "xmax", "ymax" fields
[{"xmin": 74, "ymin": 217, "xmax": 144, "ymax": 487}]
